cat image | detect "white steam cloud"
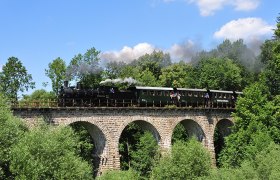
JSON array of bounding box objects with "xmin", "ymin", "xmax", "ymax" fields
[{"xmin": 100, "ymin": 77, "xmax": 139, "ymax": 85}]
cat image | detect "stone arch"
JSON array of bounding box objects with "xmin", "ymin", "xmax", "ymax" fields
[
  {"xmin": 69, "ymin": 121, "xmax": 106, "ymax": 156},
  {"xmin": 215, "ymin": 119, "xmax": 234, "ymax": 137},
  {"xmin": 118, "ymin": 119, "xmax": 161, "ymax": 144},
  {"xmin": 213, "ymin": 118, "xmax": 234, "ymax": 165},
  {"xmin": 171, "ymin": 119, "xmax": 206, "ymax": 143},
  {"xmin": 65, "ymin": 120, "xmax": 115, "ymax": 175}
]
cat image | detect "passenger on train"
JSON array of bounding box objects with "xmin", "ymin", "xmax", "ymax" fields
[{"xmin": 204, "ymin": 92, "xmax": 210, "ymax": 107}]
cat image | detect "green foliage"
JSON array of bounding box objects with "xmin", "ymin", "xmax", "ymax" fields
[
  {"xmin": 205, "ymin": 142, "xmax": 280, "ymax": 180},
  {"xmin": 218, "ymin": 83, "xmax": 280, "ymax": 167},
  {"xmin": 18, "ymin": 89, "xmax": 56, "ymax": 107},
  {"xmin": 98, "ymin": 169, "xmax": 140, "ymax": 180},
  {"xmin": 0, "ymin": 57, "xmax": 35, "ymax": 102},
  {"xmin": 171, "ymin": 123, "xmax": 189, "ymax": 144},
  {"xmin": 262, "ymin": 42, "xmax": 280, "ymax": 96},
  {"xmin": 159, "ymin": 61, "xmax": 194, "ymax": 88},
  {"xmin": 68, "ymin": 47, "xmax": 103, "ymax": 88},
  {"xmin": 133, "ymin": 51, "xmax": 172, "ymax": 80},
  {"xmin": 104, "ymin": 61, "xmax": 126, "ymax": 79},
  {"xmin": 21, "ymin": 89, "xmax": 56, "ymax": 101},
  {"xmin": 119, "ymin": 123, "xmax": 144, "ymax": 170},
  {"xmin": 130, "ymin": 131, "xmax": 160, "ymax": 178},
  {"xmin": 9, "ymin": 125, "xmax": 93, "ymax": 179},
  {"xmin": 151, "ymin": 139, "xmax": 211, "ymax": 180},
  {"xmin": 193, "ymin": 58, "xmax": 242, "ymax": 90},
  {"xmin": 70, "ymin": 123, "xmax": 95, "ymax": 171},
  {"xmin": 0, "ymin": 93, "xmax": 27, "ymax": 179},
  {"xmin": 139, "ymin": 69, "xmax": 159, "ymax": 86},
  {"xmin": 45, "ymin": 57, "xmax": 66, "ymax": 96}
]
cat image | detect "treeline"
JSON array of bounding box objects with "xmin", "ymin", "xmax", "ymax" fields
[
  {"xmin": 0, "ymin": 40, "xmax": 263, "ymax": 103},
  {"xmin": 0, "ymin": 15, "xmax": 279, "ymax": 180}
]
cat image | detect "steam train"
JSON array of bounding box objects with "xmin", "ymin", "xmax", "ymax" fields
[{"xmin": 58, "ymin": 81, "xmax": 242, "ymax": 108}]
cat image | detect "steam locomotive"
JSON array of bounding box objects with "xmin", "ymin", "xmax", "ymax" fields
[{"xmin": 59, "ymin": 81, "xmax": 242, "ymax": 108}]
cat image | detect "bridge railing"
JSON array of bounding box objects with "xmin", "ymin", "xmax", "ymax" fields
[
  {"xmin": 11, "ymin": 99, "xmax": 236, "ymax": 109},
  {"xmin": 12, "ymin": 100, "xmax": 58, "ymax": 108}
]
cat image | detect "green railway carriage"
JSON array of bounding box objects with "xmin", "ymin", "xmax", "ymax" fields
[
  {"xmin": 128, "ymin": 86, "xmax": 174, "ymax": 106},
  {"xmin": 129, "ymin": 86, "xmax": 241, "ymax": 108}
]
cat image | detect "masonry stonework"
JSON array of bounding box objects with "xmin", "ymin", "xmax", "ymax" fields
[{"xmin": 13, "ymin": 107, "xmax": 234, "ymax": 175}]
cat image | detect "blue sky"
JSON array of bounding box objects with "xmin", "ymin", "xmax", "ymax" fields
[{"xmin": 0, "ymin": 0, "xmax": 279, "ymax": 94}]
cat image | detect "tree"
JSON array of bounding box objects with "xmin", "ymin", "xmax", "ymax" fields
[
  {"xmin": 191, "ymin": 39, "xmax": 257, "ymax": 88},
  {"xmin": 130, "ymin": 131, "xmax": 159, "ymax": 178},
  {"xmin": 159, "ymin": 61, "xmax": 194, "ymax": 88},
  {"xmin": 218, "ymin": 83, "xmax": 280, "ymax": 167},
  {"xmin": 0, "ymin": 57, "xmax": 35, "ymax": 102},
  {"xmin": 67, "ymin": 47, "xmax": 103, "ymax": 88},
  {"xmin": 21, "ymin": 89, "xmax": 56, "ymax": 101},
  {"xmin": 0, "ymin": 93, "xmax": 27, "ymax": 179},
  {"xmin": 132, "ymin": 51, "xmax": 172, "ymax": 80},
  {"xmin": 9, "ymin": 125, "xmax": 93, "ymax": 179},
  {"xmin": 119, "ymin": 123, "xmax": 145, "ymax": 170},
  {"xmin": 206, "ymin": 142, "xmax": 280, "ymax": 180},
  {"xmin": 103, "ymin": 61, "xmax": 126, "ymax": 79},
  {"xmin": 139, "ymin": 69, "xmax": 159, "ymax": 87},
  {"xmin": 45, "ymin": 57, "xmax": 66, "ymax": 96},
  {"xmin": 151, "ymin": 139, "xmax": 211, "ymax": 180},
  {"xmin": 171, "ymin": 123, "xmax": 189, "ymax": 144},
  {"xmin": 70, "ymin": 123, "xmax": 95, "ymax": 174},
  {"xmin": 193, "ymin": 58, "xmax": 242, "ymax": 90}
]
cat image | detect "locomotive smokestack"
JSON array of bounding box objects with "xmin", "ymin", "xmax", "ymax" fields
[{"xmin": 64, "ymin": 80, "xmax": 69, "ymax": 88}]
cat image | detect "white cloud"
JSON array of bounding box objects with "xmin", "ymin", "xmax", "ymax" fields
[
  {"xmin": 233, "ymin": 0, "xmax": 260, "ymax": 11},
  {"xmin": 188, "ymin": 0, "xmax": 260, "ymax": 16},
  {"xmin": 101, "ymin": 43, "xmax": 157, "ymax": 63},
  {"xmin": 101, "ymin": 41, "xmax": 200, "ymax": 63},
  {"xmin": 214, "ymin": 17, "xmax": 274, "ymax": 41}
]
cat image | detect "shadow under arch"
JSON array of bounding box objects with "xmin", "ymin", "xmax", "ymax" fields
[
  {"xmin": 172, "ymin": 119, "xmax": 206, "ymax": 143},
  {"xmin": 118, "ymin": 120, "xmax": 161, "ymax": 170},
  {"xmin": 214, "ymin": 119, "xmax": 234, "ymax": 166},
  {"xmin": 69, "ymin": 121, "xmax": 107, "ymax": 177},
  {"xmin": 119, "ymin": 120, "xmax": 161, "ymax": 144}
]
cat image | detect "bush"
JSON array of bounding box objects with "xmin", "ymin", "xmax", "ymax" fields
[{"xmin": 151, "ymin": 138, "xmax": 211, "ymax": 180}]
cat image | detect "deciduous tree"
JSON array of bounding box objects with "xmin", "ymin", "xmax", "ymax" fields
[
  {"xmin": 45, "ymin": 57, "xmax": 66, "ymax": 96},
  {"xmin": 67, "ymin": 47, "xmax": 103, "ymax": 88},
  {"xmin": 0, "ymin": 57, "xmax": 35, "ymax": 102},
  {"xmin": 9, "ymin": 125, "xmax": 93, "ymax": 179},
  {"xmin": 151, "ymin": 139, "xmax": 211, "ymax": 180}
]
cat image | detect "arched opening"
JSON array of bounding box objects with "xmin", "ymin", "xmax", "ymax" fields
[
  {"xmin": 172, "ymin": 119, "xmax": 205, "ymax": 144},
  {"xmin": 118, "ymin": 120, "xmax": 160, "ymax": 171},
  {"xmin": 214, "ymin": 119, "xmax": 234, "ymax": 167},
  {"xmin": 69, "ymin": 121, "xmax": 106, "ymax": 177}
]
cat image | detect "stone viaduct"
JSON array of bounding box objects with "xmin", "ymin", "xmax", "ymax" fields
[{"xmin": 12, "ymin": 107, "xmax": 234, "ymax": 175}]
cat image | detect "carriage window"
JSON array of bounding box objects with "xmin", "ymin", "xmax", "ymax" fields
[
  {"xmin": 143, "ymin": 90, "xmax": 147, "ymax": 95},
  {"xmin": 165, "ymin": 91, "xmax": 169, "ymax": 96},
  {"xmin": 188, "ymin": 92, "xmax": 193, "ymax": 97},
  {"xmin": 150, "ymin": 91, "xmax": 155, "ymax": 96},
  {"xmin": 181, "ymin": 91, "xmax": 185, "ymax": 96},
  {"xmin": 157, "ymin": 91, "xmax": 162, "ymax": 96},
  {"xmin": 194, "ymin": 92, "xmax": 198, "ymax": 97},
  {"xmin": 200, "ymin": 92, "xmax": 204, "ymax": 97},
  {"xmin": 219, "ymin": 94, "xmax": 223, "ymax": 98}
]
